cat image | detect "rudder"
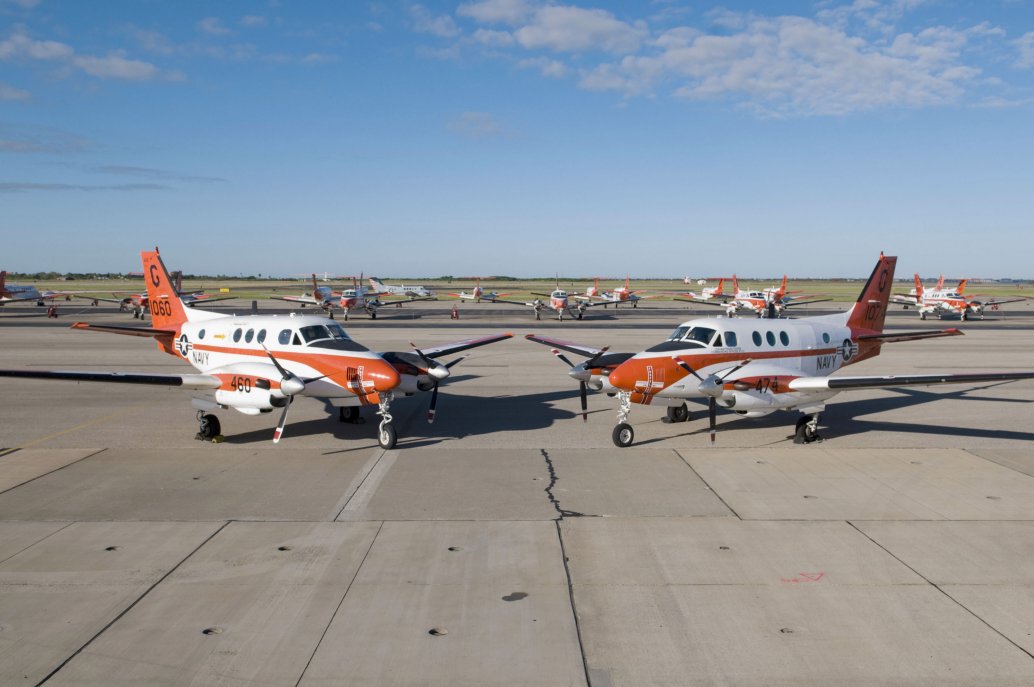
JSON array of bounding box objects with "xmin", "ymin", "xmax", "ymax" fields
[
  {"xmin": 846, "ymin": 253, "xmax": 897, "ymax": 332},
  {"xmin": 141, "ymin": 249, "xmax": 189, "ymax": 331}
]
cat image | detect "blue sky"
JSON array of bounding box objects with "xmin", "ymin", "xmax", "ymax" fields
[{"xmin": 2, "ymin": 0, "xmax": 1033, "ymax": 278}]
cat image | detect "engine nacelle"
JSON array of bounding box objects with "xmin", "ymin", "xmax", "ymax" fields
[
  {"xmin": 214, "ymin": 388, "xmax": 283, "ymax": 412},
  {"xmin": 719, "ymin": 389, "xmax": 784, "ymax": 414}
]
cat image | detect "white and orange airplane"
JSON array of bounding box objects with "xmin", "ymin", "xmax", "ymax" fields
[
  {"xmin": 86, "ymin": 271, "xmax": 235, "ymax": 318},
  {"xmin": 0, "ymin": 249, "xmax": 512, "ymax": 449},
  {"xmin": 528, "ymin": 253, "xmax": 1034, "ymax": 447},
  {"xmin": 274, "ymin": 274, "xmax": 433, "ymax": 319},
  {"xmin": 493, "ymin": 284, "xmax": 603, "ymax": 320},
  {"xmin": 677, "ymin": 274, "xmax": 828, "ymax": 318},
  {"xmin": 678, "ymin": 278, "xmax": 727, "ymax": 302},
  {"xmin": 450, "ymin": 278, "xmax": 509, "ymax": 304},
  {"xmin": 575, "ymin": 276, "xmax": 649, "ymax": 308},
  {"xmin": 891, "ymin": 274, "xmax": 1027, "ymax": 320}
]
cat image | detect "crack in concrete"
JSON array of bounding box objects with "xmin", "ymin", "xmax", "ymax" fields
[{"xmin": 540, "ymin": 448, "xmax": 586, "ymax": 519}]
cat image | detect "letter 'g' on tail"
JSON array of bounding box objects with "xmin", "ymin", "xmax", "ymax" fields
[
  {"xmin": 141, "ymin": 248, "xmax": 189, "ymax": 331},
  {"xmin": 846, "ymin": 253, "xmax": 897, "ymax": 333}
]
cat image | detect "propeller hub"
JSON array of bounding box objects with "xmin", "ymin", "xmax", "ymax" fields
[
  {"xmin": 281, "ymin": 377, "xmax": 305, "ymax": 396},
  {"xmin": 698, "ymin": 375, "xmax": 724, "ymax": 398},
  {"xmin": 568, "ymin": 363, "xmax": 591, "ymax": 383},
  {"xmin": 428, "ymin": 362, "xmax": 450, "ymax": 381}
]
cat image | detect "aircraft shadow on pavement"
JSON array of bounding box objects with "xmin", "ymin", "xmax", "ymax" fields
[
  {"xmin": 222, "ymin": 388, "xmax": 583, "ymax": 448},
  {"xmin": 621, "ymin": 382, "xmax": 1034, "ymax": 446}
]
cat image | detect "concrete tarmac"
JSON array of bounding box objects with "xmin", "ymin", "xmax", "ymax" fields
[{"xmin": 2, "ymin": 305, "xmax": 1034, "ymax": 685}]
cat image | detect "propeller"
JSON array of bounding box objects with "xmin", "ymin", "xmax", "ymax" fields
[
  {"xmin": 549, "ymin": 346, "xmax": 609, "ymax": 421},
  {"xmin": 410, "ymin": 342, "xmax": 453, "ymax": 423},
  {"xmin": 261, "ymin": 346, "xmax": 325, "ymax": 443},
  {"xmin": 672, "ymin": 357, "xmax": 751, "ymax": 443}
]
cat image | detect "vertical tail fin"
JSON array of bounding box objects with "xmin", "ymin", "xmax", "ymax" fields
[
  {"xmin": 141, "ymin": 249, "xmax": 190, "ymax": 331},
  {"xmin": 913, "ymin": 274, "xmax": 924, "ymax": 300},
  {"xmin": 0, "ymin": 270, "xmax": 6, "ymax": 291},
  {"xmin": 777, "ymin": 275, "xmax": 787, "ymax": 297},
  {"xmin": 846, "ymin": 253, "xmax": 897, "ymax": 332},
  {"xmin": 934, "ymin": 275, "xmax": 944, "ymax": 290},
  {"xmin": 956, "ymin": 279, "xmax": 967, "ymax": 295}
]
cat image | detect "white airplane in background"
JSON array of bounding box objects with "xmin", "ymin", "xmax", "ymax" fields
[
  {"xmin": 575, "ymin": 276, "xmax": 650, "ymax": 308},
  {"xmin": 528, "ymin": 253, "xmax": 1034, "ymax": 447},
  {"xmin": 892, "ymin": 274, "xmax": 1027, "ymax": 320},
  {"xmin": 274, "ymin": 274, "xmax": 433, "ymax": 319},
  {"xmin": 0, "ymin": 249, "xmax": 512, "ymax": 449},
  {"xmin": 492, "ymin": 281, "xmax": 606, "ymax": 320},
  {"xmin": 677, "ymin": 275, "xmax": 829, "ymax": 318},
  {"xmin": 368, "ymin": 277, "xmax": 435, "ymax": 299},
  {"xmin": 450, "ymin": 278, "xmax": 509, "ymax": 304},
  {"xmin": 678, "ymin": 278, "xmax": 727, "ymax": 302}
]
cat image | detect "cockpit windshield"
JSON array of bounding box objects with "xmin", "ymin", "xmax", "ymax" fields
[
  {"xmin": 655, "ymin": 325, "xmax": 718, "ymax": 351},
  {"xmin": 298, "ymin": 323, "xmax": 369, "ymax": 352},
  {"xmin": 553, "ymin": 290, "xmax": 567, "ymax": 298}
]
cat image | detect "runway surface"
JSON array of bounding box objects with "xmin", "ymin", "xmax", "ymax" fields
[{"xmin": 2, "ymin": 304, "xmax": 1034, "ymax": 685}]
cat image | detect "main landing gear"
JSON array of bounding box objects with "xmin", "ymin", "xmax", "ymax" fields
[
  {"xmin": 196, "ymin": 411, "xmax": 222, "ymax": 441},
  {"xmin": 666, "ymin": 403, "xmax": 690, "ymax": 423},
  {"xmin": 794, "ymin": 414, "xmax": 822, "ymax": 444},
  {"xmin": 339, "ymin": 406, "xmax": 364, "ymax": 424}
]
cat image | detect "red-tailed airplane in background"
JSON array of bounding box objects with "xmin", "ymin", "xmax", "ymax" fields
[
  {"xmin": 575, "ymin": 276, "xmax": 650, "ymax": 308},
  {"xmin": 891, "ymin": 274, "xmax": 1027, "ymax": 320},
  {"xmin": 83, "ymin": 271, "xmax": 236, "ymax": 318},
  {"xmin": 492, "ymin": 283, "xmax": 606, "ymax": 320},
  {"xmin": 679, "ymin": 278, "xmax": 727, "ymax": 303},
  {"xmin": 0, "ymin": 249, "xmax": 512, "ymax": 449},
  {"xmin": 677, "ymin": 274, "xmax": 829, "ymax": 318},
  {"xmin": 0, "ymin": 271, "xmax": 78, "ymax": 306},
  {"xmin": 528, "ymin": 253, "xmax": 1034, "ymax": 447},
  {"xmin": 274, "ymin": 274, "xmax": 434, "ymax": 320}
]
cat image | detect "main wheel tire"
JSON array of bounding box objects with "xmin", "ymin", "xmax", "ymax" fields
[
  {"xmin": 920, "ymin": 312, "xmax": 927, "ymax": 320},
  {"xmin": 198, "ymin": 414, "xmax": 221, "ymax": 440},
  {"xmin": 370, "ymin": 311, "xmax": 377, "ymax": 319},
  {"xmin": 339, "ymin": 407, "xmax": 362, "ymax": 424},
  {"xmin": 378, "ymin": 423, "xmax": 397, "ymax": 450},
  {"xmin": 612, "ymin": 422, "xmax": 634, "ymax": 447},
  {"xmin": 666, "ymin": 404, "xmax": 689, "ymax": 423},
  {"xmin": 793, "ymin": 416, "xmax": 818, "ymax": 444}
]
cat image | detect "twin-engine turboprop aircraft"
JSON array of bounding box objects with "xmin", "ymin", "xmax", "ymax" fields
[
  {"xmin": 274, "ymin": 274, "xmax": 434, "ymax": 320},
  {"xmin": 891, "ymin": 274, "xmax": 1027, "ymax": 320},
  {"xmin": 528, "ymin": 253, "xmax": 1034, "ymax": 447},
  {"xmin": 0, "ymin": 250, "xmax": 512, "ymax": 449},
  {"xmin": 677, "ymin": 274, "xmax": 829, "ymax": 318}
]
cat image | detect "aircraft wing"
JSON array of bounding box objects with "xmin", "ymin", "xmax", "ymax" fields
[
  {"xmin": 0, "ymin": 294, "xmax": 46, "ymax": 304},
  {"xmin": 524, "ymin": 334, "xmax": 605, "ymax": 358},
  {"xmin": 70, "ymin": 322, "xmax": 177, "ymax": 338},
  {"xmin": 789, "ymin": 371, "xmax": 1034, "ymax": 393},
  {"xmin": 272, "ymin": 295, "xmax": 321, "ymax": 305},
  {"xmin": 70, "ymin": 294, "xmax": 129, "ymax": 304},
  {"xmin": 487, "ymin": 297, "xmax": 539, "ymax": 307},
  {"xmin": 890, "ymin": 294, "xmax": 920, "ymax": 306},
  {"xmin": 856, "ymin": 328, "xmax": 962, "ymax": 344},
  {"xmin": 386, "ymin": 333, "xmax": 514, "ymax": 359},
  {"xmin": 673, "ymin": 297, "xmax": 728, "ymax": 307},
  {"xmin": 781, "ymin": 297, "xmax": 833, "ymax": 308},
  {"xmin": 984, "ymin": 297, "xmax": 1029, "ymax": 306},
  {"xmin": 0, "ymin": 369, "xmax": 221, "ymax": 389},
  {"xmin": 183, "ymin": 294, "xmax": 236, "ymax": 305}
]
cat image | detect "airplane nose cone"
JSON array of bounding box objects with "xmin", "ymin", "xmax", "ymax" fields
[
  {"xmin": 607, "ymin": 359, "xmax": 636, "ymax": 391},
  {"xmin": 370, "ymin": 359, "xmax": 401, "ymax": 392}
]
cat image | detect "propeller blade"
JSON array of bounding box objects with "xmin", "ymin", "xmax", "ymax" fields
[
  {"xmin": 709, "ymin": 397, "xmax": 717, "ymax": 444},
  {"xmin": 445, "ymin": 355, "xmax": 466, "ymax": 369},
  {"xmin": 273, "ymin": 397, "xmax": 292, "ymax": 443},
  {"xmin": 261, "ymin": 344, "xmax": 292, "ymax": 380},
  {"xmin": 428, "ymin": 383, "xmax": 439, "ymax": 423},
  {"xmin": 672, "ymin": 357, "xmax": 705, "ymax": 382},
  {"xmin": 579, "ymin": 381, "xmax": 588, "ymax": 422},
  {"xmin": 585, "ymin": 346, "xmax": 611, "ymax": 367},
  {"xmin": 550, "ymin": 349, "xmax": 576, "ymax": 368},
  {"xmin": 718, "ymin": 359, "xmax": 753, "ymax": 381}
]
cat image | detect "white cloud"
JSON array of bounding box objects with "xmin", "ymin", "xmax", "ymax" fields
[
  {"xmin": 458, "ymin": 0, "xmax": 534, "ymax": 25},
  {"xmin": 410, "ymin": 5, "xmax": 461, "ymax": 38},
  {"xmin": 519, "ymin": 57, "xmax": 567, "ymax": 78},
  {"xmin": 198, "ymin": 17, "xmax": 232, "ymax": 36},
  {"xmin": 447, "ymin": 111, "xmax": 507, "ymax": 138},
  {"xmin": 1016, "ymin": 32, "xmax": 1034, "ymax": 69},
  {"xmin": 473, "ymin": 28, "xmax": 515, "ymax": 47},
  {"xmin": 0, "ymin": 32, "xmax": 74, "ymax": 60},
  {"xmin": 514, "ymin": 6, "xmax": 646, "ymax": 55},
  {"xmin": 0, "ymin": 81, "xmax": 30, "ymax": 100},
  {"xmin": 241, "ymin": 15, "xmax": 268, "ymax": 28},
  {"xmin": 73, "ymin": 52, "xmax": 158, "ymax": 80}
]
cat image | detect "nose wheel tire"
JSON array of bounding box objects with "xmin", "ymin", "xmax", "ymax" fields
[
  {"xmin": 666, "ymin": 403, "xmax": 690, "ymax": 423},
  {"xmin": 612, "ymin": 422, "xmax": 634, "ymax": 447},
  {"xmin": 378, "ymin": 423, "xmax": 397, "ymax": 450}
]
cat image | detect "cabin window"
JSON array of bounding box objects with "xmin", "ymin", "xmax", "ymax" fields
[
  {"xmin": 752, "ymin": 331, "xmax": 762, "ymax": 346},
  {"xmin": 244, "ymin": 329, "xmax": 255, "ymax": 343},
  {"xmin": 725, "ymin": 332, "xmax": 738, "ymax": 347},
  {"xmin": 278, "ymin": 329, "xmax": 291, "ymax": 345},
  {"xmin": 822, "ymin": 332, "xmax": 830, "ymax": 344},
  {"xmin": 765, "ymin": 331, "xmax": 776, "ymax": 346},
  {"xmin": 232, "ymin": 329, "xmax": 242, "ymax": 343},
  {"xmin": 257, "ymin": 329, "xmax": 267, "ymax": 344},
  {"xmin": 779, "ymin": 331, "xmax": 790, "ymax": 346},
  {"xmin": 198, "ymin": 329, "xmax": 205, "ymax": 340}
]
